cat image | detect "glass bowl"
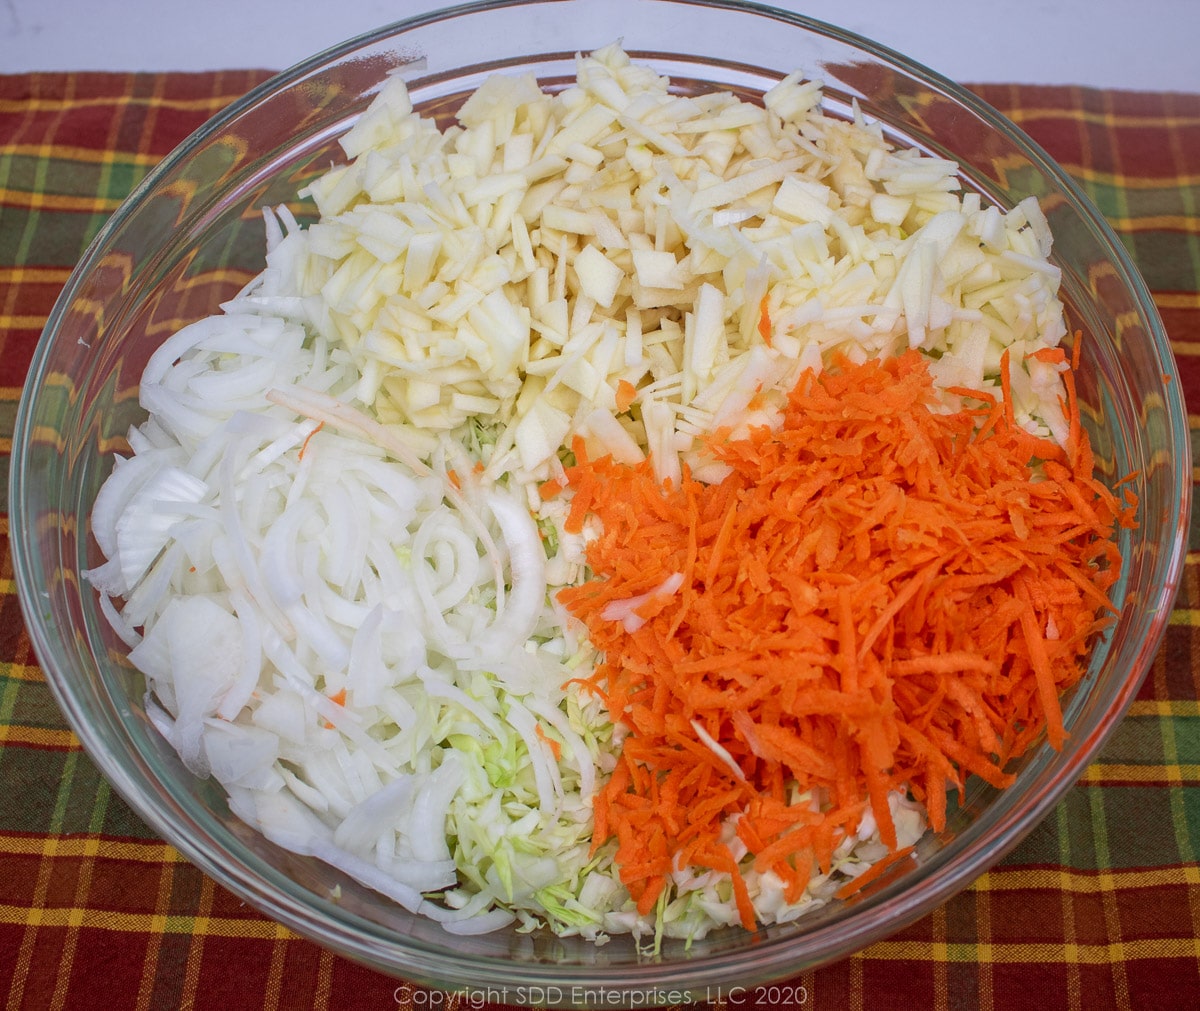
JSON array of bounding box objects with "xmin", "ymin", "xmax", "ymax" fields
[{"xmin": 10, "ymin": 0, "xmax": 1188, "ymax": 1003}]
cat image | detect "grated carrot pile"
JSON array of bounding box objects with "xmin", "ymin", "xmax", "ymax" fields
[{"xmin": 557, "ymin": 346, "xmax": 1137, "ymax": 930}]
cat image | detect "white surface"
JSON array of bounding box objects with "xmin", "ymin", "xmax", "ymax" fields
[{"xmin": 0, "ymin": 0, "xmax": 1193, "ymax": 92}]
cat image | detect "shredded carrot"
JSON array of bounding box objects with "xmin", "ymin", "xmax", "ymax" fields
[
  {"xmin": 323, "ymin": 687, "xmax": 347, "ymax": 729},
  {"xmin": 299, "ymin": 420, "xmax": 324, "ymax": 460},
  {"xmin": 558, "ymin": 346, "xmax": 1135, "ymax": 930},
  {"xmin": 539, "ymin": 477, "xmax": 567, "ymax": 501},
  {"xmin": 1026, "ymin": 346, "xmax": 1067, "ymax": 366},
  {"xmin": 833, "ymin": 845, "xmax": 917, "ymax": 900},
  {"xmin": 616, "ymin": 379, "xmax": 638, "ymax": 413},
  {"xmin": 535, "ymin": 723, "xmax": 563, "ymax": 761},
  {"xmin": 757, "ymin": 292, "xmax": 772, "ymax": 346},
  {"xmin": 447, "ymin": 469, "xmax": 462, "ymax": 490}
]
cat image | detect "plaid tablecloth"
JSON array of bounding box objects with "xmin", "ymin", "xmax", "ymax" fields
[{"xmin": 0, "ymin": 70, "xmax": 1196, "ymax": 1010}]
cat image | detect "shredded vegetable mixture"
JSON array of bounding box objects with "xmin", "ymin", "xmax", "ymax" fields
[
  {"xmin": 85, "ymin": 45, "xmax": 1131, "ymax": 943},
  {"xmin": 558, "ymin": 347, "xmax": 1133, "ymax": 931}
]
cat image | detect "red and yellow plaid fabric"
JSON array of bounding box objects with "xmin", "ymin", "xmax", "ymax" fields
[{"xmin": 0, "ymin": 71, "xmax": 1197, "ymax": 1010}]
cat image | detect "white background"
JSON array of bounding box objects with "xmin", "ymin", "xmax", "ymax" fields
[{"xmin": 0, "ymin": 0, "xmax": 1195, "ymax": 92}]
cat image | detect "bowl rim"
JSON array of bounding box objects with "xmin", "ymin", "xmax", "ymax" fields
[{"xmin": 9, "ymin": 0, "xmax": 1191, "ymax": 997}]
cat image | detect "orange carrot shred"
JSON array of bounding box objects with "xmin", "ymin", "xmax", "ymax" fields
[
  {"xmin": 1027, "ymin": 346, "xmax": 1067, "ymax": 365},
  {"xmin": 616, "ymin": 379, "xmax": 638, "ymax": 413},
  {"xmin": 299, "ymin": 420, "xmax": 324, "ymax": 460},
  {"xmin": 999, "ymin": 347, "xmax": 1015, "ymax": 428},
  {"xmin": 323, "ymin": 687, "xmax": 347, "ymax": 729},
  {"xmin": 833, "ymin": 845, "xmax": 916, "ymax": 900},
  {"xmin": 558, "ymin": 347, "xmax": 1136, "ymax": 928},
  {"xmin": 535, "ymin": 723, "xmax": 563, "ymax": 761},
  {"xmin": 757, "ymin": 292, "xmax": 772, "ymax": 346}
]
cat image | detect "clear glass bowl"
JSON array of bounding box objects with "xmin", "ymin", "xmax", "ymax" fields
[{"xmin": 10, "ymin": 0, "xmax": 1188, "ymax": 1003}]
